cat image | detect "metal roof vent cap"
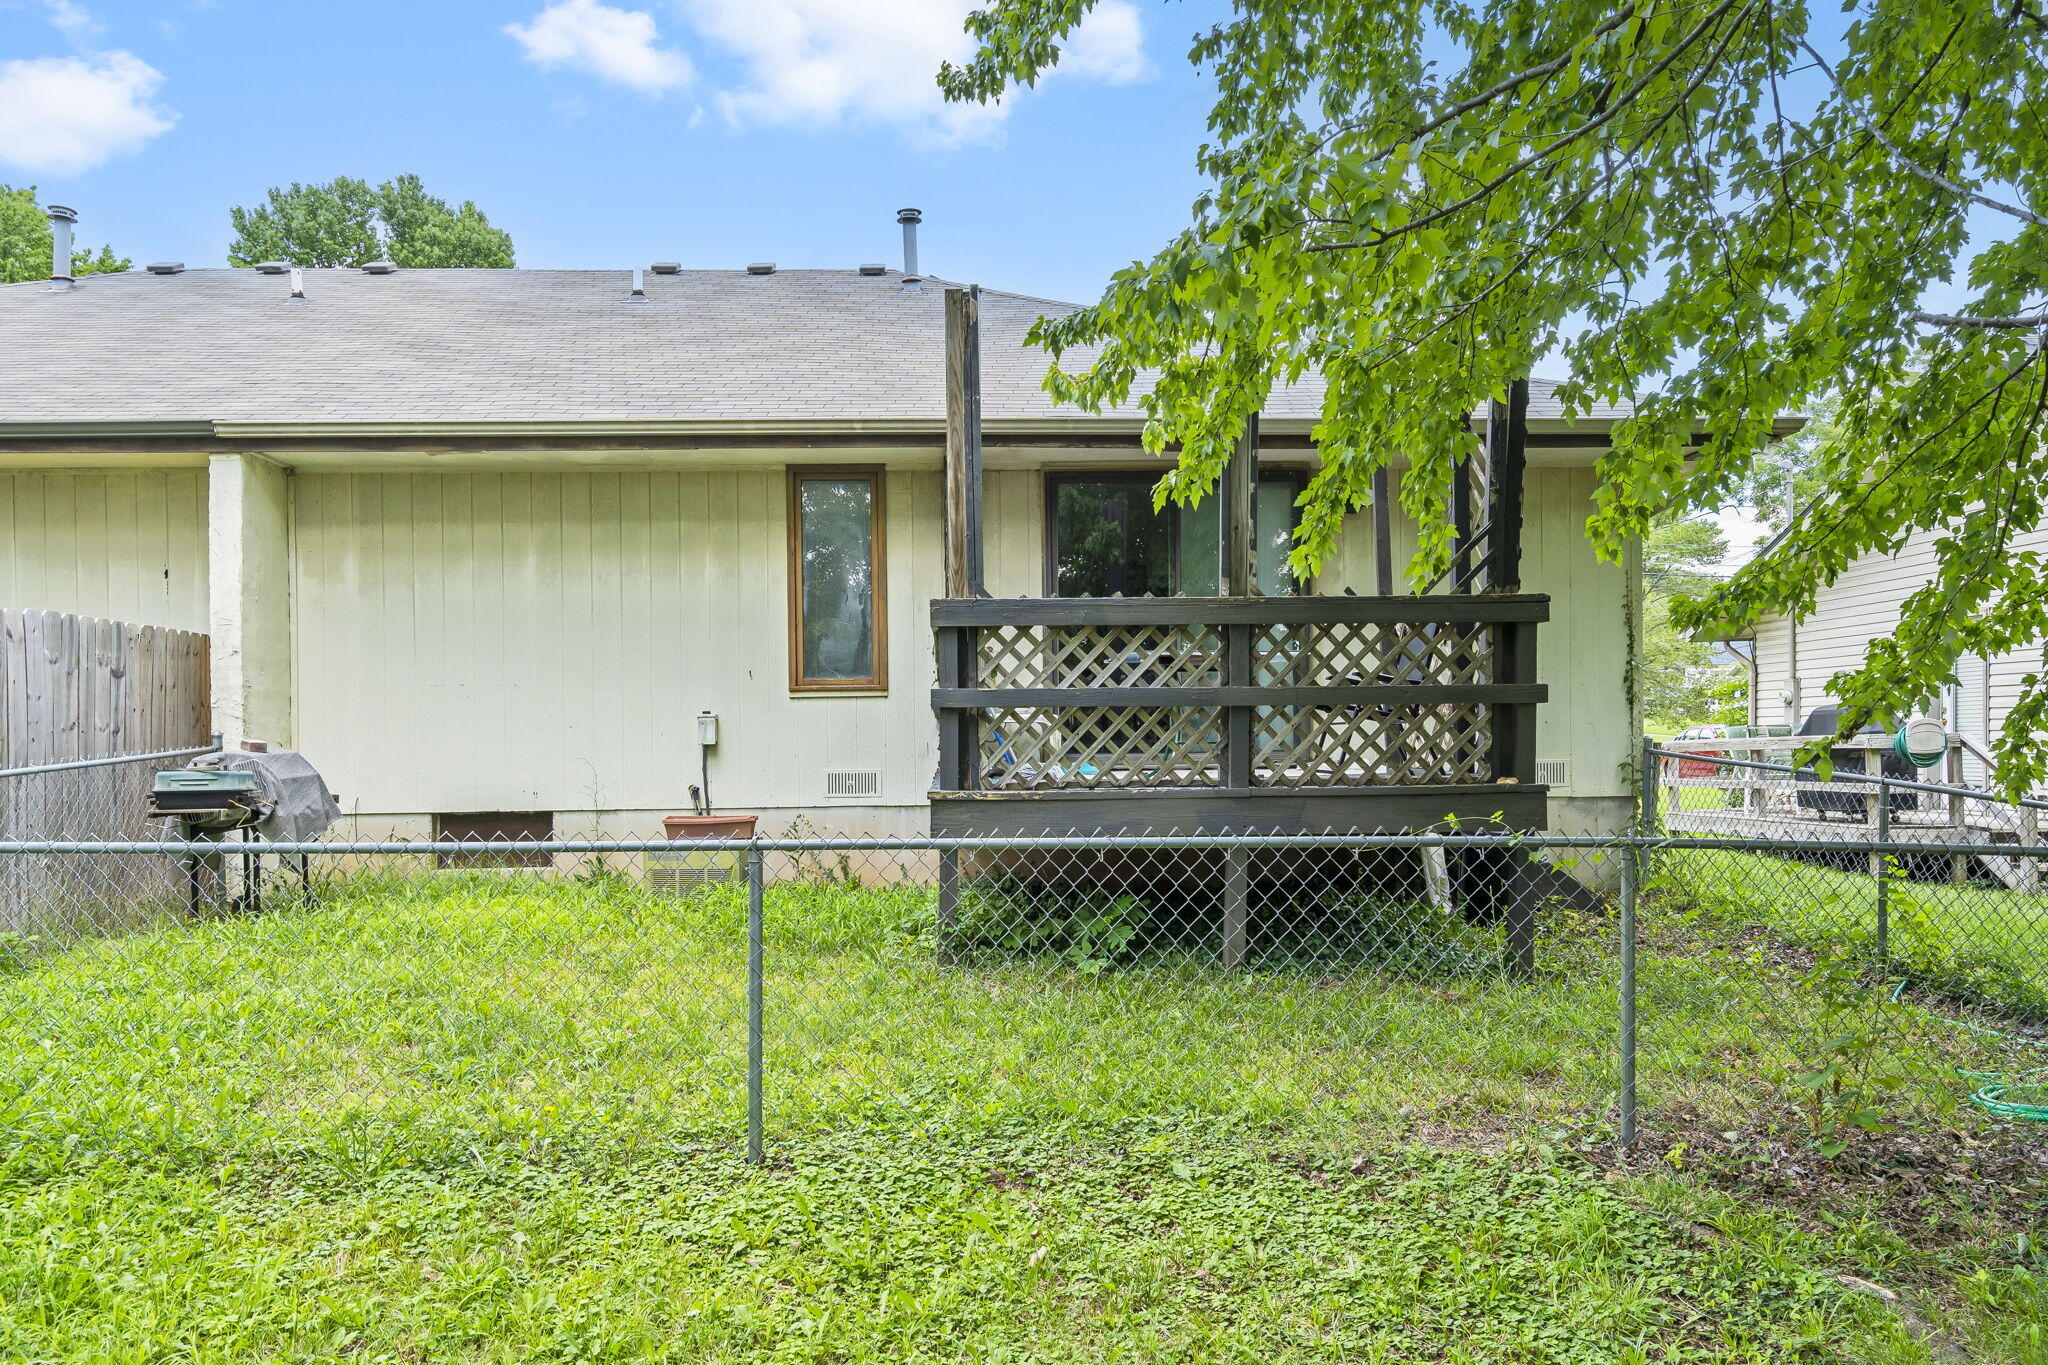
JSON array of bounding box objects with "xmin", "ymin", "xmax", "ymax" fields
[
  {"xmin": 146, "ymin": 261, "xmax": 186, "ymax": 275},
  {"xmin": 254, "ymin": 261, "xmax": 290, "ymax": 274},
  {"xmin": 858, "ymin": 263, "xmax": 886, "ymax": 276},
  {"xmin": 46, "ymin": 204, "xmax": 77, "ymax": 291},
  {"xmin": 896, "ymin": 207, "xmax": 921, "ymax": 278},
  {"xmin": 361, "ymin": 260, "xmax": 398, "ymax": 274},
  {"xmin": 746, "ymin": 261, "xmax": 776, "ymax": 275},
  {"xmin": 650, "ymin": 261, "xmax": 681, "ymax": 275}
]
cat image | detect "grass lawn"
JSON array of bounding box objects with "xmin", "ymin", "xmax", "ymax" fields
[
  {"xmin": 0, "ymin": 869, "xmax": 2043, "ymax": 1359},
  {"xmin": 1648, "ymin": 844, "xmax": 2048, "ymax": 1021}
]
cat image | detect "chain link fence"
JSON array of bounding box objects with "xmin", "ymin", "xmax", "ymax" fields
[{"xmin": 3, "ymin": 747, "xmax": 2047, "ymax": 1170}]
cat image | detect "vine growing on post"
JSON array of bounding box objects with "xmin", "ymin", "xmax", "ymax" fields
[{"xmin": 942, "ymin": 0, "xmax": 2048, "ymax": 793}]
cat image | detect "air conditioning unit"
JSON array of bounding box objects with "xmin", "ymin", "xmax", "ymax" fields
[{"xmin": 824, "ymin": 770, "xmax": 881, "ymax": 799}]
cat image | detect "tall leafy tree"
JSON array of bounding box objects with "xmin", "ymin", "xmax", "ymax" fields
[
  {"xmin": 0, "ymin": 185, "xmax": 130, "ymax": 283},
  {"xmin": 1640, "ymin": 516, "xmax": 1745, "ymax": 732},
  {"xmin": 944, "ymin": 2, "xmax": 2048, "ymax": 791},
  {"xmin": 227, "ymin": 174, "xmax": 514, "ymax": 268}
]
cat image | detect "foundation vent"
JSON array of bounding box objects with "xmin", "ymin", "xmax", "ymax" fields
[
  {"xmin": 824, "ymin": 770, "xmax": 881, "ymax": 799},
  {"xmin": 1534, "ymin": 759, "xmax": 1570, "ymax": 788},
  {"xmin": 644, "ymin": 851, "xmax": 740, "ymax": 895}
]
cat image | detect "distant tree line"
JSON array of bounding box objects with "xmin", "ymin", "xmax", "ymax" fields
[{"xmin": 0, "ymin": 174, "xmax": 513, "ymax": 283}]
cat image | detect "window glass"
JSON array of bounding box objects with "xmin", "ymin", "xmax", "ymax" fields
[
  {"xmin": 794, "ymin": 475, "xmax": 880, "ymax": 686},
  {"xmin": 1256, "ymin": 480, "xmax": 1300, "ymax": 595},
  {"xmin": 1049, "ymin": 472, "xmax": 1301, "ymax": 597},
  {"xmin": 1176, "ymin": 498, "xmax": 1221, "ymax": 597},
  {"xmin": 1053, "ymin": 479, "xmax": 1172, "ymax": 598}
]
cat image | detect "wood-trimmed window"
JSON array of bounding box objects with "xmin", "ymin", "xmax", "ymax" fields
[{"xmin": 787, "ymin": 467, "xmax": 888, "ymax": 692}]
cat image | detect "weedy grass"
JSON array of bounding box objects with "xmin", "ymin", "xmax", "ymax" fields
[
  {"xmin": 0, "ymin": 1120, "xmax": 1912, "ymax": 1363},
  {"xmin": 0, "ymin": 868, "xmax": 2004, "ymax": 1168},
  {"xmin": 0, "ymin": 869, "xmax": 2036, "ymax": 1359},
  {"xmin": 1648, "ymin": 845, "xmax": 2048, "ymax": 1022}
]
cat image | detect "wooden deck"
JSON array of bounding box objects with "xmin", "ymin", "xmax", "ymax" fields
[{"xmin": 930, "ymin": 594, "xmax": 1549, "ymax": 836}]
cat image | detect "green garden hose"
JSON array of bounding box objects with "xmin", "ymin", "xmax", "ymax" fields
[
  {"xmin": 1893, "ymin": 723, "xmax": 1948, "ymax": 769},
  {"xmin": 1891, "ymin": 980, "xmax": 2048, "ymax": 1120}
]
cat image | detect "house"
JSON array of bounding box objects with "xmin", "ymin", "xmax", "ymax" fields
[
  {"xmin": 1747, "ymin": 524, "xmax": 2048, "ymax": 791},
  {"xmin": 0, "ymin": 225, "xmax": 1645, "ymax": 840}
]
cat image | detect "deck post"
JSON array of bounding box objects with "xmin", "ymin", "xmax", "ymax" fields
[
  {"xmin": 944, "ymin": 286, "xmax": 986, "ymax": 599},
  {"xmin": 1371, "ymin": 465, "xmax": 1395, "ymax": 595},
  {"xmin": 1223, "ymin": 415, "xmax": 1259, "ymax": 795},
  {"xmin": 934, "ymin": 625, "xmax": 977, "ymax": 791},
  {"xmin": 1451, "ymin": 447, "xmax": 1473, "ymax": 593},
  {"xmin": 1222, "ymin": 844, "xmax": 1250, "ymax": 970},
  {"xmin": 1225, "ymin": 414, "xmax": 1258, "ymax": 597},
  {"xmin": 1484, "ymin": 379, "xmax": 1529, "ymax": 593},
  {"xmin": 936, "ymin": 848, "xmax": 960, "ymax": 964},
  {"xmin": 1490, "ymin": 618, "xmax": 1540, "ymax": 786}
]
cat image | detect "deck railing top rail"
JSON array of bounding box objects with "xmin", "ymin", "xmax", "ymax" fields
[{"xmin": 931, "ymin": 593, "xmax": 1551, "ymax": 627}]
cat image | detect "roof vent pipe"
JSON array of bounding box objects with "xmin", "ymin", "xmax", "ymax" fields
[
  {"xmin": 897, "ymin": 207, "xmax": 921, "ymax": 279},
  {"xmin": 629, "ymin": 267, "xmax": 647, "ymax": 301},
  {"xmin": 46, "ymin": 204, "xmax": 76, "ymax": 291},
  {"xmin": 286, "ymin": 266, "xmax": 307, "ymax": 305}
]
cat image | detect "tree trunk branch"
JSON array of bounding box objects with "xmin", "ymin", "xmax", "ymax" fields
[{"xmin": 1914, "ymin": 310, "xmax": 2048, "ymax": 330}]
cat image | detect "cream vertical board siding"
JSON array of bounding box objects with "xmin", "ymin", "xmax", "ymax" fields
[
  {"xmin": 1751, "ymin": 524, "xmax": 2048, "ymax": 763},
  {"xmin": 1317, "ymin": 466, "xmax": 1633, "ymax": 799},
  {"xmin": 0, "ymin": 471, "xmax": 208, "ymax": 630},
  {"xmin": 983, "ymin": 469, "xmax": 1045, "ymax": 597},
  {"xmin": 291, "ymin": 469, "xmax": 942, "ymax": 821}
]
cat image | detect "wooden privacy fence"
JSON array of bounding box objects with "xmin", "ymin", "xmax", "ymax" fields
[
  {"xmin": 1, "ymin": 608, "xmax": 210, "ymax": 768},
  {"xmin": 1, "ymin": 609, "xmax": 212, "ymax": 935}
]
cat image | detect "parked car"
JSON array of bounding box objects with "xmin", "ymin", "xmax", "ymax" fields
[{"xmin": 1669, "ymin": 723, "xmax": 1729, "ymax": 778}]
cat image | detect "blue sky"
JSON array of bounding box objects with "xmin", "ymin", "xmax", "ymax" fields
[{"xmin": 0, "ymin": 0, "xmax": 1229, "ymax": 304}]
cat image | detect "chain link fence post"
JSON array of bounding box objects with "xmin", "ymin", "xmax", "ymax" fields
[
  {"xmin": 1871, "ymin": 772, "xmax": 1891, "ymax": 964},
  {"xmin": 1618, "ymin": 836, "xmax": 1639, "ymax": 1151},
  {"xmin": 747, "ymin": 843, "xmax": 765, "ymax": 1166}
]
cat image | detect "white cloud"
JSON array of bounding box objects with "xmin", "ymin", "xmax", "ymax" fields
[
  {"xmin": 676, "ymin": 0, "xmax": 1150, "ymax": 141},
  {"xmin": 0, "ymin": 51, "xmax": 174, "ymax": 174},
  {"xmin": 42, "ymin": 0, "xmax": 103, "ymax": 42},
  {"xmin": 505, "ymin": 0, "xmax": 693, "ymax": 95},
  {"xmin": 1060, "ymin": 2, "xmax": 1151, "ymax": 86}
]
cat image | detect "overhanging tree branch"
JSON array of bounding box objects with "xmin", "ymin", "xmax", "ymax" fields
[
  {"xmin": 1914, "ymin": 310, "xmax": 2048, "ymax": 330},
  {"xmin": 1797, "ymin": 37, "xmax": 2048, "ymax": 229}
]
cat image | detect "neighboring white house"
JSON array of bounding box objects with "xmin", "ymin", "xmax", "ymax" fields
[
  {"xmin": 1748, "ymin": 524, "xmax": 2048, "ymax": 788},
  {"xmin": 1, "ymin": 246, "xmax": 1649, "ymax": 837}
]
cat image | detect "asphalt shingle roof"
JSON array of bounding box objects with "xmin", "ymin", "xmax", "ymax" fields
[{"xmin": 0, "ymin": 266, "xmax": 1619, "ymax": 429}]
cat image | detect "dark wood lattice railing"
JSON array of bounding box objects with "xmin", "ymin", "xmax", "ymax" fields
[{"xmin": 931, "ymin": 595, "xmax": 1547, "ymax": 793}]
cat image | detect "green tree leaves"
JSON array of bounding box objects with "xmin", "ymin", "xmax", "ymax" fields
[
  {"xmin": 227, "ymin": 175, "xmax": 514, "ymax": 268},
  {"xmin": 947, "ymin": 0, "xmax": 2048, "ymax": 792},
  {"xmin": 0, "ymin": 185, "xmax": 130, "ymax": 284}
]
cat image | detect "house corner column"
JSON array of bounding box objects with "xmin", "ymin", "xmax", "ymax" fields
[{"xmin": 208, "ymin": 453, "xmax": 293, "ymax": 748}]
